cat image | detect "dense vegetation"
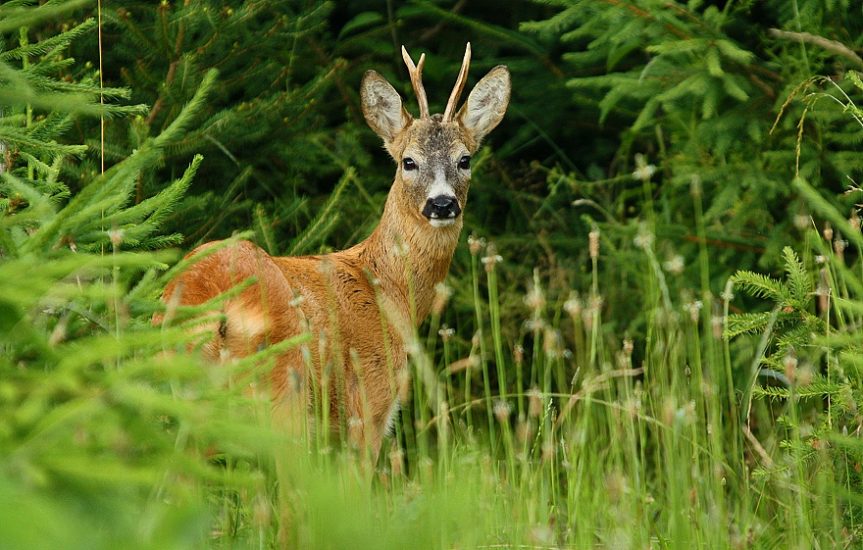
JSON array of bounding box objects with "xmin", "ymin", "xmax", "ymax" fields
[{"xmin": 2, "ymin": 0, "xmax": 863, "ymax": 547}]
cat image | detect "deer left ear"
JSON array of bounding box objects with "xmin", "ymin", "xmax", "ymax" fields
[
  {"xmin": 361, "ymin": 70, "xmax": 411, "ymax": 146},
  {"xmin": 457, "ymin": 65, "xmax": 510, "ymax": 147}
]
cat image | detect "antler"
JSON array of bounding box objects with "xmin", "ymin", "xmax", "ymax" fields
[
  {"xmin": 443, "ymin": 42, "xmax": 471, "ymax": 122},
  {"xmin": 401, "ymin": 46, "xmax": 429, "ymax": 119}
]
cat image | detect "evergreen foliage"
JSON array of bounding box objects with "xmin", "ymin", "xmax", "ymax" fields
[
  {"xmin": 520, "ymin": 0, "xmax": 863, "ymax": 325},
  {"xmin": 0, "ymin": 5, "xmax": 281, "ymax": 546},
  {"xmin": 3, "ymin": 0, "xmax": 863, "ymax": 546},
  {"xmin": 78, "ymin": 1, "xmax": 351, "ymax": 251}
]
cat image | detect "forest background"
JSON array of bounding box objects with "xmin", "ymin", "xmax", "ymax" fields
[{"xmin": 3, "ymin": 0, "xmax": 863, "ymax": 547}]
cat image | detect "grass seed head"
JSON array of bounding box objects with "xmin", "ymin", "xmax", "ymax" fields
[
  {"xmin": 524, "ymin": 284, "xmax": 546, "ymax": 313},
  {"xmin": 663, "ymin": 254, "xmax": 685, "ymax": 275},
  {"xmin": 481, "ymin": 243, "xmax": 502, "ymax": 272},
  {"xmin": 783, "ymin": 353, "xmax": 798, "ymax": 383},
  {"xmin": 467, "ymin": 233, "xmax": 486, "ymax": 256},
  {"xmin": 690, "ymin": 174, "xmax": 702, "ymax": 197},
  {"xmin": 834, "ymin": 238, "xmax": 847, "ymax": 260},
  {"xmin": 543, "ymin": 328, "xmax": 562, "ymax": 358},
  {"xmin": 632, "ymin": 153, "xmax": 656, "ymax": 181},
  {"xmin": 316, "ymin": 258, "xmax": 334, "ymax": 275},
  {"xmin": 720, "ymin": 280, "xmax": 735, "ymax": 302},
  {"xmin": 797, "ymin": 363, "xmax": 814, "ymax": 386},
  {"xmin": 823, "ymin": 222, "xmax": 833, "ymax": 241},
  {"xmin": 528, "ymin": 387, "xmax": 543, "ymax": 418},
  {"xmin": 623, "ymin": 337, "xmax": 634, "ymax": 356},
  {"xmin": 588, "ymin": 227, "xmax": 600, "ymax": 260},
  {"xmin": 525, "ymin": 317, "xmax": 545, "ymax": 331},
  {"xmin": 685, "ymin": 300, "xmax": 703, "ymax": 323},
  {"xmin": 392, "ymin": 239, "xmax": 410, "ymax": 257},
  {"xmin": 289, "ymin": 291, "xmax": 305, "ymax": 308},
  {"xmin": 850, "ymin": 210, "xmax": 861, "ymax": 231},
  {"xmin": 793, "ymin": 213, "xmax": 810, "ymax": 229},
  {"xmin": 107, "ymin": 228, "xmax": 124, "ymax": 248},
  {"xmin": 563, "ymin": 293, "xmax": 582, "ymax": 318},
  {"xmin": 493, "ymin": 400, "xmax": 512, "ymax": 423},
  {"xmin": 633, "ymin": 226, "xmax": 654, "ymax": 250},
  {"xmin": 711, "ymin": 315, "xmax": 724, "ymax": 339},
  {"xmin": 432, "ymin": 282, "xmax": 453, "ymax": 315},
  {"xmin": 817, "ymin": 268, "xmax": 830, "ymax": 312}
]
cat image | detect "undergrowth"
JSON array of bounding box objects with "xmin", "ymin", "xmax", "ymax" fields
[{"xmin": 2, "ymin": 1, "xmax": 863, "ymax": 548}]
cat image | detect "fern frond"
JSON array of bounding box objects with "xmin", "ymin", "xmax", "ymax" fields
[
  {"xmin": 731, "ymin": 270, "xmax": 789, "ymax": 302},
  {"xmin": 724, "ymin": 311, "xmax": 775, "ymax": 338},
  {"xmin": 782, "ymin": 247, "xmax": 812, "ymax": 308},
  {"xmin": 753, "ymin": 377, "xmax": 845, "ymax": 400}
]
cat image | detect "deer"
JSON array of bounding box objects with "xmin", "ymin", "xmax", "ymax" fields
[{"xmin": 157, "ymin": 43, "xmax": 510, "ymax": 461}]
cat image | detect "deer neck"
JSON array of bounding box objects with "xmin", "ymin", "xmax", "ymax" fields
[{"xmin": 356, "ymin": 188, "xmax": 461, "ymax": 324}]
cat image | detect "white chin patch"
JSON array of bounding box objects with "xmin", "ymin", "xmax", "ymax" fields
[{"xmin": 429, "ymin": 218, "xmax": 456, "ymax": 228}]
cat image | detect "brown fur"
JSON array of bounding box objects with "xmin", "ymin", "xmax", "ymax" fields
[{"xmin": 157, "ymin": 47, "xmax": 510, "ymax": 460}]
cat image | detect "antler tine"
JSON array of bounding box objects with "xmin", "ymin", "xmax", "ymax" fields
[
  {"xmin": 401, "ymin": 46, "xmax": 429, "ymax": 119},
  {"xmin": 442, "ymin": 42, "xmax": 471, "ymax": 122}
]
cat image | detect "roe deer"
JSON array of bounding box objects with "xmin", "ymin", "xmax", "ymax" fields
[{"xmin": 158, "ymin": 43, "xmax": 510, "ymax": 459}]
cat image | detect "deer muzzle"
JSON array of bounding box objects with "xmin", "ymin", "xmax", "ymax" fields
[{"xmin": 422, "ymin": 195, "xmax": 461, "ymax": 225}]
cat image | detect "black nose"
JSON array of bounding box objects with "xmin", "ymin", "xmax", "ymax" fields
[{"xmin": 422, "ymin": 195, "xmax": 461, "ymax": 221}]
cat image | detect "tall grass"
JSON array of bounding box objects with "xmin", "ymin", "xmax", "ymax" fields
[
  {"xmin": 4, "ymin": 149, "xmax": 861, "ymax": 547},
  {"xmin": 4, "ymin": 2, "xmax": 863, "ymax": 547},
  {"xmin": 184, "ymin": 213, "xmax": 860, "ymax": 548}
]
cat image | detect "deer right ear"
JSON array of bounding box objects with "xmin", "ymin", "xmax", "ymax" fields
[
  {"xmin": 361, "ymin": 70, "xmax": 411, "ymax": 146},
  {"xmin": 457, "ymin": 65, "xmax": 511, "ymax": 148}
]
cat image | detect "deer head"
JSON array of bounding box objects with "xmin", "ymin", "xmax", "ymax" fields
[{"xmin": 360, "ymin": 44, "xmax": 511, "ymax": 229}]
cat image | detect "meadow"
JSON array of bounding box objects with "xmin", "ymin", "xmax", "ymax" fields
[{"xmin": 2, "ymin": 1, "xmax": 863, "ymax": 548}]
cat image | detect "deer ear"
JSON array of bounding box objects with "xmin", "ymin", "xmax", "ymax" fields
[
  {"xmin": 361, "ymin": 70, "xmax": 411, "ymax": 144},
  {"xmin": 457, "ymin": 65, "xmax": 510, "ymax": 147}
]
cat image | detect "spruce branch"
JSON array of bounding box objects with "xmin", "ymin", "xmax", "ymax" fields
[
  {"xmin": 0, "ymin": 18, "xmax": 96, "ymax": 61},
  {"xmin": 781, "ymin": 246, "xmax": 812, "ymax": 308},
  {"xmin": 0, "ymin": 0, "xmax": 92, "ymax": 34},
  {"xmin": 724, "ymin": 311, "xmax": 776, "ymax": 338},
  {"xmin": 731, "ymin": 270, "xmax": 789, "ymax": 303},
  {"xmin": 152, "ymin": 69, "xmax": 219, "ymax": 149}
]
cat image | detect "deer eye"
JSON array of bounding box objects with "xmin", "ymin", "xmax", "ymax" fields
[
  {"xmin": 458, "ymin": 155, "xmax": 471, "ymax": 170},
  {"xmin": 402, "ymin": 157, "xmax": 417, "ymax": 171}
]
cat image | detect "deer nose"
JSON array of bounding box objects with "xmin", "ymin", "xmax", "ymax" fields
[{"xmin": 422, "ymin": 195, "xmax": 461, "ymax": 220}]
